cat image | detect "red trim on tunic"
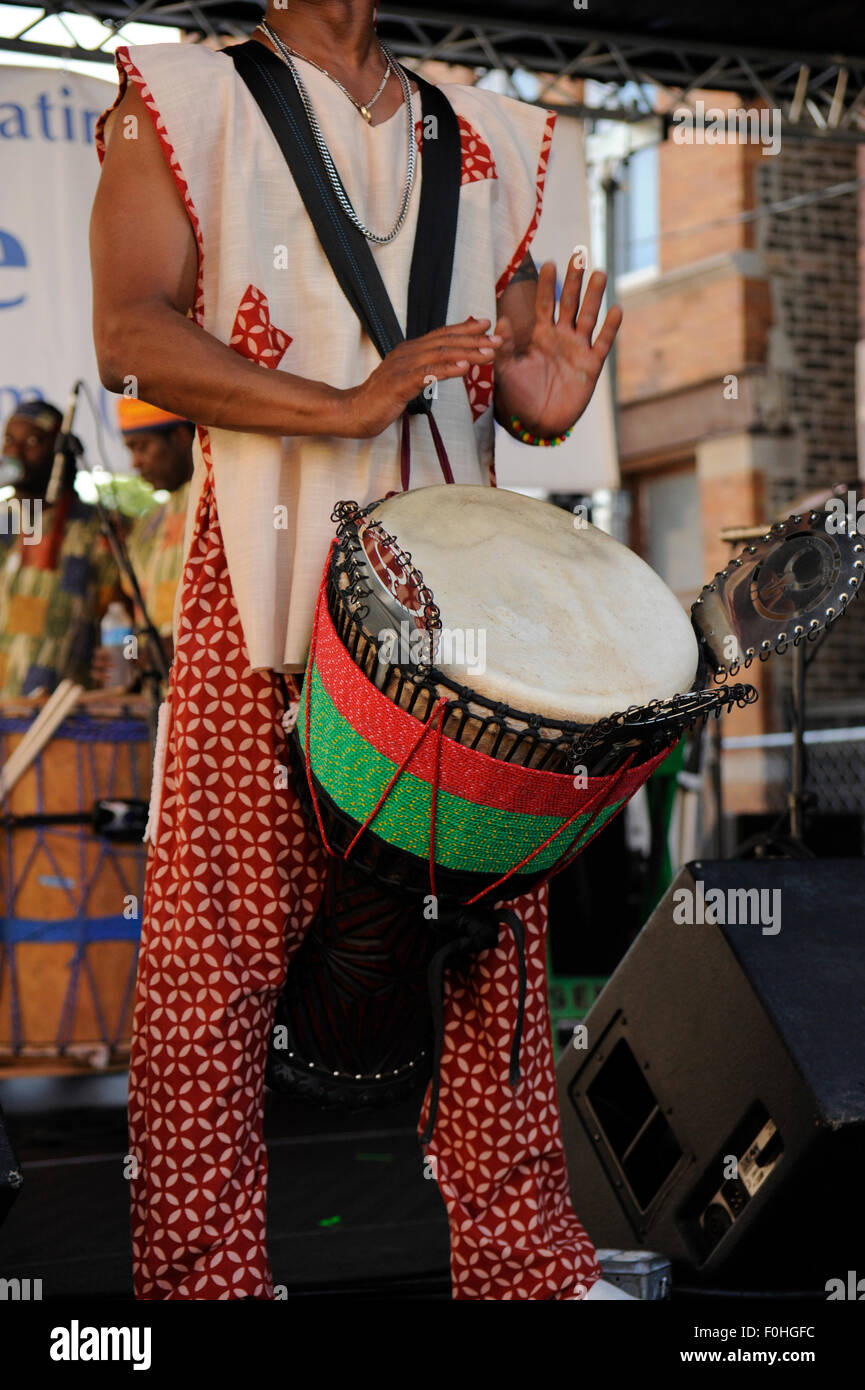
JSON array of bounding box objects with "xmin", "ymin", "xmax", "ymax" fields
[
  {"xmin": 468, "ymin": 109, "xmax": 555, "ymax": 431},
  {"xmin": 466, "ymin": 111, "xmax": 556, "ymax": 423},
  {"xmin": 495, "ymin": 108, "xmax": 557, "ymax": 298},
  {"xmin": 96, "ymin": 48, "xmax": 206, "ymax": 329}
]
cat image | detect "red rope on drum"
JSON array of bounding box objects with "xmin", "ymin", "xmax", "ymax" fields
[
  {"xmin": 303, "ymin": 546, "xmax": 339, "ymax": 857},
  {"xmin": 427, "ymin": 698, "xmax": 448, "ymax": 898},
  {"xmin": 343, "ymin": 695, "xmax": 450, "ymax": 864},
  {"xmin": 399, "ymin": 410, "xmax": 456, "ymax": 492},
  {"xmin": 462, "ymin": 753, "xmax": 637, "ymax": 907},
  {"xmin": 400, "ymin": 412, "xmax": 411, "ymax": 492},
  {"xmin": 426, "ymin": 412, "xmax": 455, "ymax": 485},
  {"xmin": 513, "ymin": 753, "xmax": 639, "ymax": 901}
]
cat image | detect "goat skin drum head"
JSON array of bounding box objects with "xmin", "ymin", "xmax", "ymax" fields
[{"xmin": 362, "ymin": 485, "xmax": 699, "ymax": 725}]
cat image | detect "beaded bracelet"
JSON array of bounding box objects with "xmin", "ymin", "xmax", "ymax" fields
[{"xmin": 509, "ymin": 414, "xmax": 573, "ymax": 447}]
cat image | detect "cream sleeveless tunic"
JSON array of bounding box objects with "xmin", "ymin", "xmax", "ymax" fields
[{"xmin": 97, "ymin": 42, "xmax": 557, "ymax": 672}]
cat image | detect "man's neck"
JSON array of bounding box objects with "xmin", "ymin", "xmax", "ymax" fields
[{"xmin": 263, "ymin": 1, "xmax": 378, "ymax": 73}]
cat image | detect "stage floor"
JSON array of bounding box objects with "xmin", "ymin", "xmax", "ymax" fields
[{"xmin": 0, "ymin": 1074, "xmax": 451, "ymax": 1299}]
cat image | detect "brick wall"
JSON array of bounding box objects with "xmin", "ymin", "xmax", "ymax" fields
[
  {"xmin": 617, "ymin": 272, "xmax": 771, "ymax": 405},
  {"xmin": 754, "ymin": 135, "xmax": 862, "ymax": 721},
  {"xmin": 756, "ymin": 139, "xmax": 860, "ymax": 512},
  {"xmin": 617, "ymin": 100, "xmax": 862, "ymax": 732},
  {"xmin": 658, "ymin": 90, "xmax": 756, "ymax": 274}
]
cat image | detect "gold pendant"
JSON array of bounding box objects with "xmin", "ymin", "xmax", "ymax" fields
[{"xmin": 360, "ymin": 104, "xmax": 372, "ymax": 123}]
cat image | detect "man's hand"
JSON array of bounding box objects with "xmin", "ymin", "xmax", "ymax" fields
[
  {"xmin": 347, "ymin": 317, "xmax": 501, "ymax": 438},
  {"xmin": 493, "ymin": 257, "xmax": 622, "ymax": 438}
]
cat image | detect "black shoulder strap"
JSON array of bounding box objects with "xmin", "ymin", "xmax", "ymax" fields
[{"xmin": 226, "ymin": 39, "xmax": 461, "ymax": 418}]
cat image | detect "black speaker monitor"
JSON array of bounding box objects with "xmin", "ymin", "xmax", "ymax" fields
[{"xmin": 557, "ymin": 859, "xmax": 865, "ymax": 1287}]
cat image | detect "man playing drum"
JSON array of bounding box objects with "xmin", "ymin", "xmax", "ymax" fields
[{"xmin": 90, "ymin": 0, "xmax": 622, "ymax": 1300}]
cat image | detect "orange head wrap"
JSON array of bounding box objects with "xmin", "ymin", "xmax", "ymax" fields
[{"xmin": 116, "ymin": 397, "xmax": 192, "ymax": 436}]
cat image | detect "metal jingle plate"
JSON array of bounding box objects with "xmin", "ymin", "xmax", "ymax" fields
[
  {"xmin": 358, "ymin": 518, "xmax": 431, "ymax": 626},
  {"xmin": 340, "ymin": 499, "xmax": 441, "ymax": 654},
  {"xmin": 691, "ymin": 511, "xmax": 863, "ymax": 679},
  {"xmin": 330, "ymin": 499, "xmax": 442, "ymax": 667}
]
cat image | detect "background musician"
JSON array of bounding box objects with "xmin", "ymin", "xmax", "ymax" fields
[
  {"xmin": 0, "ymin": 399, "xmax": 121, "ymax": 698},
  {"xmin": 117, "ymin": 398, "xmax": 192, "ymax": 658},
  {"xmin": 93, "ymin": 398, "xmax": 193, "ymax": 690}
]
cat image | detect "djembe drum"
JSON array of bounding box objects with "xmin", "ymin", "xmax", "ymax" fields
[{"xmin": 267, "ymin": 486, "xmax": 757, "ymax": 1125}]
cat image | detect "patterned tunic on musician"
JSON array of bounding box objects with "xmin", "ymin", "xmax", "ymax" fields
[
  {"xmin": 124, "ymin": 482, "xmax": 191, "ymax": 639},
  {"xmin": 0, "ymin": 493, "xmax": 119, "ymax": 697}
]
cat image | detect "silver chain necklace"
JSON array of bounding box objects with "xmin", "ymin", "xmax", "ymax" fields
[
  {"xmin": 257, "ymin": 21, "xmax": 417, "ymax": 245},
  {"xmin": 256, "ymin": 21, "xmax": 392, "ymax": 121}
]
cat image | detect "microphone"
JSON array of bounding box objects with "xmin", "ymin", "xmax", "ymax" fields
[
  {"xmin": 0, "ymin": 457, "xmax": 24, "ymax": 489},
  {"xmin": 46, "ymin": 381, "xmax": 82, "ymax": 505}
]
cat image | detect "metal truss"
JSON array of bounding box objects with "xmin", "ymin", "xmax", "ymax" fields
[{"xmin": 4, "ymin": 2, "xmax": 865, "ymax": 142}]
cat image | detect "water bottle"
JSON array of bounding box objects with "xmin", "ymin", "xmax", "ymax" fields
[{"xmin": 100, "ymin": 601, "xmax": 134, "ymax": 688}]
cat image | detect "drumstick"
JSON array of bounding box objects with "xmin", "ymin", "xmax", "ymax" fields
[
  {"xmin": 0, "ymin": 679, "xmax": 81, "ymax": 797},
  {"xmin": 0, "ymin": 679, "xmax": 83, "ymax": 798},
  {"xmin": 0, "ymin": 681, "xmax": 70, "ymax": 796},
  {"xmin": 0, "ymin": 679, "xmax": 84, "ymax": 800}
]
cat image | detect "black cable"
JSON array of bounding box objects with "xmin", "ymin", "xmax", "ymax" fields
[{"xmin": 674, "ymin": 1285, "xmax": 825, "ymax": 1300}]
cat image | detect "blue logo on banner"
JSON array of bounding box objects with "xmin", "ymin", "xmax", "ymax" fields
[{"xmin": 0, "ymin": 229, "xmax": 27, "ymax": 309}]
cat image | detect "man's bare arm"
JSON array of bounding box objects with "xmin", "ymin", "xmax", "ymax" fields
[{"xmin": 90, "ymin": 86, "xmax": 499, "ymax": 440}]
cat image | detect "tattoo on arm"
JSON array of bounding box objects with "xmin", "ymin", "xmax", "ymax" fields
[{"xmin": 508, "ymin": 252, "xmax": 538, "ymax": 287}]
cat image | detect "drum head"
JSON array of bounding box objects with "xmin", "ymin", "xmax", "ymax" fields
[{"xmin": 362, "ymin": 486, "xmax": 699, "ymax": 725}]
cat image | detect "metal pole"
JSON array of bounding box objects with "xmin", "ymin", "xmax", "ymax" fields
[
  {"xmin": 712, "ymin": 715, "xmax": 724, "ymax": 857},
  {"xmin": 789, "ymin": 639, "xmax": 806, "ymax": 843},
  {"xmin": 601, "ymin": 163, "xmax": 621, "ymax": 460}
]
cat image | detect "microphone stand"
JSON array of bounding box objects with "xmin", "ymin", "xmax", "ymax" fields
[{"xmin": 59, "ymin": 438, "xmax": 169, "ymax": 750}]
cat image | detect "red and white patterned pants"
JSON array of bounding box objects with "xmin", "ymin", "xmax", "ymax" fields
[{"xmin": 129, "ymin": 473, "xmax": 601, "ymax": 1300}]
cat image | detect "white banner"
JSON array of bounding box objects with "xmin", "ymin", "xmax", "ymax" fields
[
  {"xmin": 0, "ymin": 64, "xmax": 128, "ymax": 477},
  {"xmin": 494, "ymin": 112, "xmax": 619, "ymax": 494}
]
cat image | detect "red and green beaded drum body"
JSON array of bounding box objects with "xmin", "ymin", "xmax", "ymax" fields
[{"xmin": 292, "ymin": 485, "xmax": 701, "ymax": 906}]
